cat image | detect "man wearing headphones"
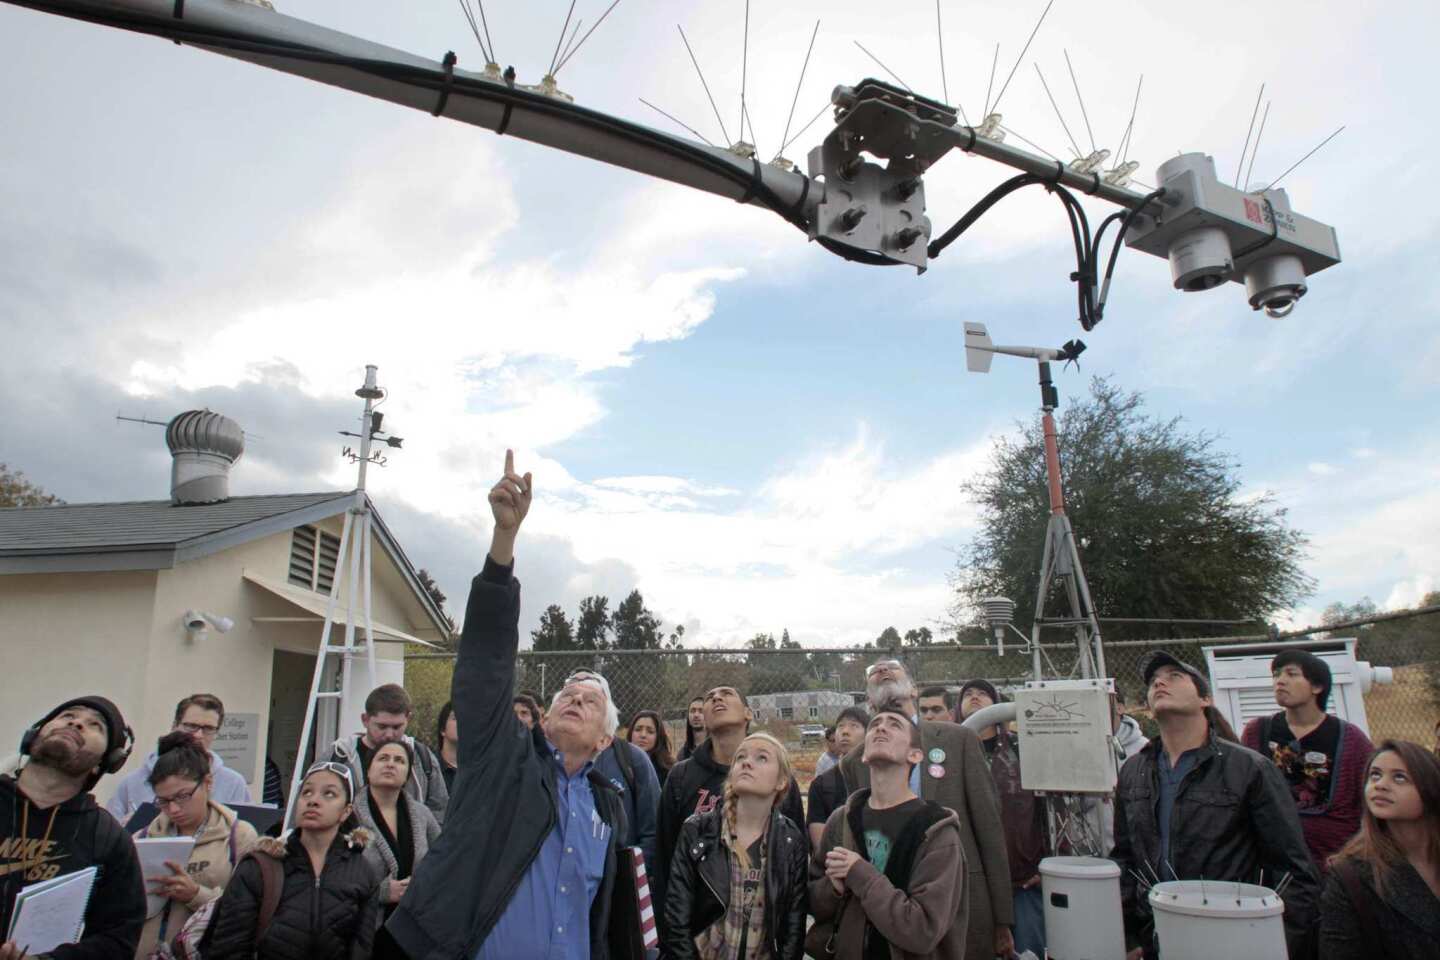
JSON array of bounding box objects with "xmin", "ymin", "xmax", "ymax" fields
[{"xmin": 1, "ymin": 696, "xmax": 146, "ymax": 960}]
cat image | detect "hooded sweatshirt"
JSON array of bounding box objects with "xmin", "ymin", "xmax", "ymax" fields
[
  {"xmin": 105, "ymin": 750, "xmax": 252, "ymax": 822},
  {"xmin": 136, "ymin": 800, "xmax": 259, "ymax": 956},
  {"xmin": 1115, "ymin": 715, "xmax": 1148, "ymax": 760},
  {"xmin": 0, "ymin": 773, "xmax": 146, "ymax": 960},
  {"xmin": 809, "ymin": 791, "xmax": 969, "ymax": 960}
]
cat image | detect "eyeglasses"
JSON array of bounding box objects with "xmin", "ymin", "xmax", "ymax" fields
[
  {"xmin": 865, "ymin": 660, "xmax": 904, "ymax": 678},
  {"xmin": 304, "ymin": 761, "xmax": 355, "ymax": 800},
  {"xmin": 178, "ymin": 722, "xmax": 221, "ymax": 736},
  {"xmin": 154, "ymin": 784, "xmax": 202, "ymax": 808}
]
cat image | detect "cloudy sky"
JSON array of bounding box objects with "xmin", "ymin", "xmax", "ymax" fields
[{"xmin": 1, "ymin": 0, "xmax": 1435, "ymax": 646}]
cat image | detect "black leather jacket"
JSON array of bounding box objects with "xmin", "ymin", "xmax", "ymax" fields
[
  {"xmin": 1111, "ymin": 731, "xmax": 1321, "ymax": 960},
  {"xmin": 662, "ymin": 807, "xmax": 808, "ymax": 960}
]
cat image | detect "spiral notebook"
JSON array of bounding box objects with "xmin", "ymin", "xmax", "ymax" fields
[{"xmin": 4, "ymin": 866, "xmax": 98, "ymax": 954}]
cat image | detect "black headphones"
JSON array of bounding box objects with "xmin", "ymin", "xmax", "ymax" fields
[{"xmin": 20, "ymin": 713, "xmax": 135, "ymax": 775}]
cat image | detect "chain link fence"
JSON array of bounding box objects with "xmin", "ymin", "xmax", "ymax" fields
[{"xmin": 404, "ymin": 611, "xmax": 1439, "ymax": 787}]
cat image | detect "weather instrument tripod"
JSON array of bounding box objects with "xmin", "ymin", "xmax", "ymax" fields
[
  {"xmin": 283, "ymin": 364, "xmax": 403, "ymax": 829},
  {"xmin": 965, "ymin": 323, "xmax": 1114, "ymax": 855},
  {"xmin": 964, "ymin": 322, "xmax": 1105, "ymax": 681}
]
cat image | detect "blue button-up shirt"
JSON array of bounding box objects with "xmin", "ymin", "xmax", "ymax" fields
[
  {"xmin": 477, "ymin": 745, "xmax": 610, "ymax": 960},
  {"xmin": 1156, "ymin": 747, "xmax": 1203, "ymax": 876}
]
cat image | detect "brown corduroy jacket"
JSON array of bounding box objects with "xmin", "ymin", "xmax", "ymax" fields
[
  {"xmin": 838, "ymin": 718, "xmax": 1012, "ymax": 959},
  {"xmin": 809, "ymin": 797, "xmax": 968, "ymax": 960}
]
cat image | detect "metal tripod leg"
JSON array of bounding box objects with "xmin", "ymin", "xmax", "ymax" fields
[{"xmin": 282, "ymin": 506, "xmax": 378, "ymax": 830}]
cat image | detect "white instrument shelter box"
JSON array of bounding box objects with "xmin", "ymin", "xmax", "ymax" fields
[
  {"xmin": 1203, "ymin": 638, "xmax": 1392, "ymax": 738},
  {"xmin": 1016, "ymin": 678, "xmax": 1118, "ymax": 794}
]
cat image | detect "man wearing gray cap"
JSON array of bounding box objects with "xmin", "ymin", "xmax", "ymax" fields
[{"xmin": 1110, "ymin": 651, "xmax": 1319, "ymax": 960}]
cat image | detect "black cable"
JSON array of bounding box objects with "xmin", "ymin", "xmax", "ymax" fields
[
  {"xmin": 929, "ymin": 168, "xmax": 1164, "ymax": 330},
  {"xmin": 4, "ymin": 0, "xmax": 814, "ymax": 234},
  {"xmin": 1089, "ymin": 188, "xmax": 1166, "ymax": 328},
  {"xmin": 926, "ymin": 173, "xmax": 1040, "ymax": 257}
]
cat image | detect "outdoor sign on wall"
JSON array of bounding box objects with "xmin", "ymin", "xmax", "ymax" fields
[{"xmin": 213, "ymin": 711, "xmax": 260, "ymax": 785}]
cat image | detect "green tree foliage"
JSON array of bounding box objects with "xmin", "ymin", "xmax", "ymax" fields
[
  {"xmin": 576, "ymin": 595, "xmax": 611, "ymax": 650},
  {"xmin": 611, "ymin": 590, "xmax": 664, "ymax": 650},
  {"xmin": 953, "ymin": 378, "xmax": 1313, "ymax": 641},
  {"xmin": 904, "ymin": 627, "xmax": 934, "ymax": 646},
  {"xmin": 874, "ymin": 626, "xmax": 903, "ymax": 650},
  {"xmin": 0, "ymin": 464, "xmax": 61, "ymax": 508},
  {"xmin": 524, "ymin": 603, "xmax": 589, "ymax": 696},
  {"xmin": 604, "ymin": 590, "xmax": 669, "ymax": 722},
  {"xmin": 532, "ymin": 604, "xmax": 577, "ymax": 651}
]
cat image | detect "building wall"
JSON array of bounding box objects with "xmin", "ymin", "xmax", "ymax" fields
[
  {"xmin": 747, "ymin": 690, "xmax": 857, "ymax": 723},
  {"xmin": 1, "ymin": 513, "xmax": 429, "ymax": 809},
  {"xmin": 0, "ymin": 569, "xmax": 159, "ymax": 775},
  {"xmin": 135, "ymin": 521, "xmax": 414, "ymax": 794}
]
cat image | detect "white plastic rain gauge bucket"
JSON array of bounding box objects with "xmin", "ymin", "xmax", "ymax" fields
[{"xmin": 1148, "ymin": 880, "xmax": 1285, "ymax": 960}]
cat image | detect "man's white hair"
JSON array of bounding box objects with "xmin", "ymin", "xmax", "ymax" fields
[{"xmin": 553, "ymin": 671, "xmax": 620, "ymax": 737}]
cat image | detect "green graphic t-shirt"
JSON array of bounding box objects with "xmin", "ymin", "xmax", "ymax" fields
[{"xmin": 861, "ymin": 797, "xmax": 925, "ymax": 873}]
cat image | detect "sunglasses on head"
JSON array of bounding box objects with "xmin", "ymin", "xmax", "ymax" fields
[{"xmin": 304, "ymin": 761, "xmax": 355, "ymax": 800}]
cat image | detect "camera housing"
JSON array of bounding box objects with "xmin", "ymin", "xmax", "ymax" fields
[
  {"xmin": 1244, "ymin": 253, "xmax": 1308, "ymax": 317},
  {"xmin": 1124, "ymin": 152, "xmax": 1339, "ymax": 314}
]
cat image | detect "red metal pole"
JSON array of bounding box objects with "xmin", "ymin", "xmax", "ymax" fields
[{"xmin": 1042, "ymin": 411, "xmax": 1065, "ymax": 515}]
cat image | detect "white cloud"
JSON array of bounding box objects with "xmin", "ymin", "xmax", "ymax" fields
[
  {"xmin": 523, "ymin": 426, "xmax": 990, "ymax": 646},
  {"xmin": 1277, "ymin": 448, "xmax": 1440, "ymax": 605},
  {"xmin": 1384, "ymin": 575, "xmax": 1436, "ymax": 611},
  {"xmin": 1307, "ymin": 462, "xmax": 1338, "ymax": 476}
]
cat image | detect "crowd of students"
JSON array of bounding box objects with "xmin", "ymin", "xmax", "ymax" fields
[{"xmin": 2, "ymin": 451, "xmax": 1437, "ymax": 960}]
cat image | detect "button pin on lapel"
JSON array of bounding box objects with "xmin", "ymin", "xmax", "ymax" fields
[
  {"xmin": 928, "ymin": 748, "xmax": 946, "ymax": 764},
  {"xmin": 928, "ymin": 763, "xmax": 945, "ymax": 779}
]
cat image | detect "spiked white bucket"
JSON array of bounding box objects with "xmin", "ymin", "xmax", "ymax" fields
[{"xmin": 1148, "ymin": 880, "xmax": 1285, "ymax": 960}]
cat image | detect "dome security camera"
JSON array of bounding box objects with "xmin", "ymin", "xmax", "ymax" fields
[{"xmin": 1244, "ymin": 253, "xmax": 1308, "ymax": 318}]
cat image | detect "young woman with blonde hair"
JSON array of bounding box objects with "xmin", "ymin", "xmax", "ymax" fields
[{"xmin": 662, "ymin": 732, "xmax": 808, "ymax": 960}]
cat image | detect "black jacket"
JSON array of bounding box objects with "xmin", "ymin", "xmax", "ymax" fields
[
  {"xmin": 384, "ymin": 557, "xmax": 627, "ymax": 960},
  {"xmin": 1110, "ymin": 732, "xmax": 1320, "ymax": 959},
  {"xmin": 203, "ymin": 830, "xmax": 383, "ymax": 960},
  {"xmin": 0, "ymin": 774, "xmax": 146, "ymax": 960},
  {"xmin": 661, "ymin": 807, "xmax": 808, "ymax": 960},
  {"xmin": 1319, "ymin": 858, "xmax": 1440, "ymax": 960},
  {"xmin": 654, "ymin": 739, "xmax": 804, "ymax": 926}
]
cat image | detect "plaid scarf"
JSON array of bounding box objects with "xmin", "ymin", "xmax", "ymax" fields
[{"xmin": 695, "ymin": 821, "xmax": 770, "ymax": 960}]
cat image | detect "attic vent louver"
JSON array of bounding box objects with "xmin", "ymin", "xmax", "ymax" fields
[{"xmin": 289, "ymin": 524, "xmax": 341, "ymax": 593}]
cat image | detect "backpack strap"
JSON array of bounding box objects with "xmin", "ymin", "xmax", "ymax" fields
[
  {"xmin": 245, "ymin": 851, "xmax": 285, "ymax": 945},
  {"xmin": 227, "ymin": 819, "xmax": 239, "ymax": 867},
  {"xmin": 613, "ymin": 740, "xmax": 638, "ymax": 798}
]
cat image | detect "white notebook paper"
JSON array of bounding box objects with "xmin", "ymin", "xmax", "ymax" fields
[
  {"xmin": 5, "ymin": 866, "xmax": 98, "ymax": 954},
  {"xmin": 134, "ymin": 837, "xmax": 197, "ymax": 917}
]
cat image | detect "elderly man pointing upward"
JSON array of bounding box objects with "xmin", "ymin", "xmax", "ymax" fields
[{"xmin": 379, "ymin": 451, "xmax": 628, "ymax": 960}]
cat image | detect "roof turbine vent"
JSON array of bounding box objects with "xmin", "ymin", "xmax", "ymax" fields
[{"xmin": 165, "ymin": 410, "xmax": 245, "ymax": 505}]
